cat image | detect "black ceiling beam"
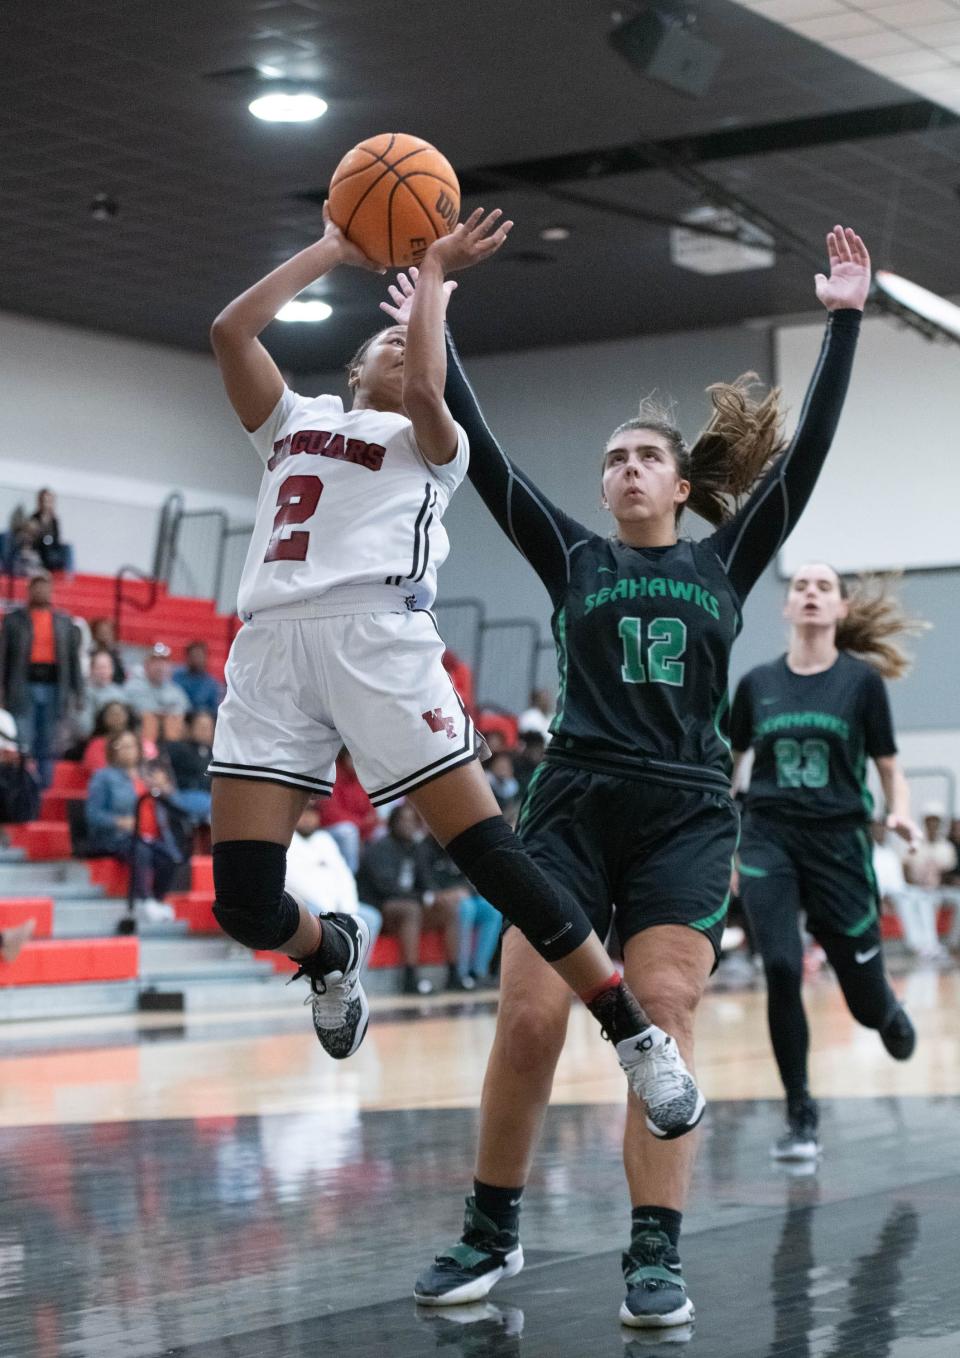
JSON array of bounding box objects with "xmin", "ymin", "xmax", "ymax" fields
[{"xmin": 456, "ymin": 100, "xmax": 959, "ymax": 194}]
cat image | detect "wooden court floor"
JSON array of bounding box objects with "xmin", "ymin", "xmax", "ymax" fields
[{"xmin": 1, "ymin": 965, "xmax": 958, "ymax": 1357}]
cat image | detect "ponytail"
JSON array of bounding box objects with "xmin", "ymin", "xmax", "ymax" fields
[{"xmin": 836, "ymin": 574, "xmax": 928, "ymax": 680}]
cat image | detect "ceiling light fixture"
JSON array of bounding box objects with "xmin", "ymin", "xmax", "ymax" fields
[
  {"xmin": 276, "ymin": 299, "xmax": 333, "ymax": 323},
  {"xmin": 249, "ymin": 89, "xmax": 327, "ymax": 123},
  {"xmin": 874, "ymin": 271, "xmax": 960, "ymax": 346}
]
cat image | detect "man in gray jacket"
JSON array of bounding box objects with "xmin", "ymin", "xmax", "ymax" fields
[{"xmin": 0, "ymin": 570, "xmax": 83, "ymax": 786}]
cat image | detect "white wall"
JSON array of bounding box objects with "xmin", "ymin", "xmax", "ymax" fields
[
  {"xmin": 0, "ymin": 311, "xmax": 259, "ymax": 576},
  {"xmin": 776, "ymin": 313, "xmax": 960, "ymax": 575}
]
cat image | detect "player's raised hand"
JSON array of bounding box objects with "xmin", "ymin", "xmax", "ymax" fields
[
  {"xmin": 379, "ymin": 267, "xmax": 458, "ymax": 325},
  {"xmin": 814, "ymin": 226, "xmax": 871, "ymax": 312},
  {"xmin": 425, "ymin": 208, "xmax": 514, "ymax": 274},
  {"xmin": 321, "ymin": 202, "xmax": 386, "ymax": 272}
]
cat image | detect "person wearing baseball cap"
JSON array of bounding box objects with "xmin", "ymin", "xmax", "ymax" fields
[{"xmin": 122, "ymin": 641, "xmax": 188, "ymax": 743}]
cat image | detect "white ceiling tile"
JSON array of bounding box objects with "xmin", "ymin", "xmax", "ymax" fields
[
  {"xmin": 905, "ymin": 19, "xmax": 960, "ymax": 42},
  {"xmin": 830, "ymin": 29, "xmax": 920, "ymax": 56},
  {"xmin": 898, "ymin": 67, "xmax": 960, "ymax": 97},
  {"xmin": 792, "ymin": 12, "xmax": 883, "ymax": 37},
  {"xmin": 746, "ymin": 0, "xmax": 845, "ymax": 20},
  {"xmin": 868, "ymin": 0, "xmax": 958, "ymax": 24},
  {"xmin": 941, "ymin": 44, "xmax": 960, "ymax": 57},
  {"xmin": 870, "ymin": 49, "xmax": 953, "ymax": 74}
]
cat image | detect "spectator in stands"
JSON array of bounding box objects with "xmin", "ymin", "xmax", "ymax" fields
[
  {"xmin": 286, "ymin": 803, "xmax": 382, "ymax": 972},
  {"xmin": 89, "ymin": 618, "xmax": 126, "ymax": 683},
  {"xmin": 319, "ymin": 749, "xmax": 380, "ymax": 872},
  {"xmin": 419, "ymin": 832, "xmax": 502, "ymax": 989},
  {"xmin": 28, "ymin": 489, "xmax": 72, "ymax": 574},
  {"xmin": 0, "ymin": 569, "xmax": 83, "ymax": 787},
  {"xmin": 73, "ymin": 650, "xmax": 127, "ymax": 743},
  {"xmin": 85, "ymin": 731, "xmax": 182, "ymax": 916},
  {"xmin": 356, "ymin": 802, "xmax": 461, "ymax": 996},
  {"xmin": 124, "ymin": 642, "xmax": 188, "ymax": 742},
  {"xmin": 172, "ymin": 641, "xmax": 222, "ymax": 715},
  {"xmin": 163, "ymin": 709, "xmax": 214, "ymax": 826},
  {"xmin": 518, "ymin": 686, "xmax": 554, "ymax": 741},
  {"xmin": 904, "ymin": 804, "xmax": 960, "ymax": 953},
  {"xmin": 871, "ymin": 820, "xmax": 943, "ymax": 962},
  {"xmin": 83, "ymin": 701, "xmax": 157, "ymax": 774},
  {"xmin": 0, "ymin": 918, "xmax": 35, "ymax": 964},
  {"xmin": 0, "ymin": 707, "xmax": 39, "ymax": 829},
  {"xmin": 513, "ymin": 730, "xmax": 546, "ymax": 796},
  {"xmin": 486, "ymin": 750, "xmax": 520, "ymax": 816}
]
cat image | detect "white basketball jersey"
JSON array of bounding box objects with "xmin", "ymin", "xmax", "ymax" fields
[{"xmin": 236, "ymin": 388, "xmax": 468, "ymax": 617}]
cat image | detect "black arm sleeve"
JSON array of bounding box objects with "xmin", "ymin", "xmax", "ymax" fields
[
  {"xmin": 709, "ymin": 309, "xmax": 862, "ymax": 602},
  {"xmin": 444, "ymin": 328, "xmax": 593, "ymax": 608},
  {"xmin": 729, "ymin": 676, "xmax": 754, "ymax": 753},
  {"xmin": 863, "ymin": 669, "xmax": 898, "ymax": 759}
]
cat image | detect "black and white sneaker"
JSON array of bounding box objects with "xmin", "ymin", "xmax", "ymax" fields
[
  {"xmin": 291, "ymin": 912, "xmax": 370, "ymax": 1060},
  {"xmin": 771, "ymin": 1095, "xmax": 821, "ymax": 1161},
  {"xmin": 414, "ymin": 1198, "xmax": 524, "ymax": 1306},
  {"xmin": 880, "ymin": 1005, "xmax": 916, "ymax": 1061},
  {"xmin": 616, "ymin": 1027, "xmax": 705, "ymax": 1140},
  {"xmin": 620, "ymin": 1230, "xmax": 695, "ymax": 1328}
]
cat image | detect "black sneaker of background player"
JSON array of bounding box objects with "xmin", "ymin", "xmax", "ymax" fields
[
  {"xmin": 289, "ymin": 912, "xmax": 370, "ymax": 1060},
  {"xmin": 619, "ymin": 1229, "xmax": 695, "ymax": 1328},
  {"xmin": 880, "ymin": 1004, "xmax": 916, "ymax": 1060},
  {"xmin": 771, "ymin": 1093, "xmax": 821, "ymax": 1161},
  {"xmin": 414, "ymin": 1197, "xmax": 524, "ymax": 1306}
]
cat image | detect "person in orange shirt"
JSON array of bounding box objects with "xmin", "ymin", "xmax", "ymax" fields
[{"xmin": 0, "ymin": 571, "xmax": 83, "ymax": 786}]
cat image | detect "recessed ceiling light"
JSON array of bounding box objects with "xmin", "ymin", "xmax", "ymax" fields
[
  {"xmin": 539, "ymin": 225, "xmax": 571, "ymax": 241},
  {"xmin": 276, "ymin": 299, "xmax": 333, "ymax": 323},
  {"xmin": 249, "ymin": 90, "xmax": 327, "ymax": 123}
]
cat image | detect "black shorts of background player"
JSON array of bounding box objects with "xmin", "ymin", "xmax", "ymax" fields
[
  {"xmin": 384, "ymin": 228, "xmax": 872, "ymax": 1328},
  {"xmin": 731, "ymin": 565, "xmax": 924, "ymax": 1163},
  {"xmin": 207, "ymin": 206, "xmax": 685, "ymax": 1115}
]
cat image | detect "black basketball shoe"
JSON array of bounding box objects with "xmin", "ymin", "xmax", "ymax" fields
[
  {"xmin": 771, "ymin": 1093, "xmax": 821, "ymax": 1161},
  {"xmin": 880, "ymin": 1004, "xmax": 916, "ymax": 1060},
  {"xmin": 620, "ymin": 1229, "xmax": 694, "ymax": 1328},
  {"xmin": 414, "ymin": 1197, "xmax": 524, "ymax": 1306},
  {"xmin": 290, "ymin": 912, "xmax": 370, "ymax": 1060}
]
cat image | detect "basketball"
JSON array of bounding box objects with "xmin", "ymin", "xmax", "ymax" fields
[{"xmin": 328, "ymin": 133, "xmax": 461, "ymax": 269}]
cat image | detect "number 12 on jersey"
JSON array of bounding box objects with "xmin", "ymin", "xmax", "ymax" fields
[
  {"xmin": 618, "ymin": 616, "xmax": 687, "ymax": 686},
  {"xmin": 264, "ymin": 475, "xmax": 324, "ymax": 562}
]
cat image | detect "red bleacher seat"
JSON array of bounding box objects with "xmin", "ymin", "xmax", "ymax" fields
[
  {"xmin": 191, "ymin": 857, "xmax": 213, "ymax": 892},
  {"xmin": 0, "ymin": 938, "xmax": 138, "ymax": 986},
  {"xmin": 168, "ymin": 892, "xmax": 218, "ymax": 933},
  {"xmin": 87, "ymin": 859, "xmax": 130, "ymax": 897},
  {"xmin": 7, "ymin": 822, "xmax": 72, "ymax": 860},
  {"xmin": 0, "ymin": 898, "xmax": 53, "ymax": 937},
  {"xmin": 41, "ymin": 788, "xmax": 84, "ymax": 820},
  {"xmin": 52, "ymin": 762, "xmax": 90, "ymax": 793}
]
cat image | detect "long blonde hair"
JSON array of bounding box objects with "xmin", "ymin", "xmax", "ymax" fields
[{"xmin": 834, "ymin": 572, "xmax": 928, "ymax": 680}]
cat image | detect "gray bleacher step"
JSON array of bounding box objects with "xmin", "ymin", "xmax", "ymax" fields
[
  {"xmin": 52, "ymin": 900, "xmax": 190, "ymax": 939},
  {"xmin": 140, "ymin": 963, "xmax": 276, "ymax": 983},
  {"xmin": 168, "ymin": 978, "xmax": 300, "ymax": 1012},
  {"xmin": 0, "ymin": 981, "xmax": 139, "ymax": 1022},
  {"xmin": 0, "ymin": 846, "xmax": 26, "ymax": 863},
  {"xmin": 0, "ymin": 860, "xmax": 101, "ymax": 890}
]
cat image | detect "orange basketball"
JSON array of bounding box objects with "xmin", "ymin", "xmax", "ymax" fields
[{"xmin": 328, "ymin": 133, "xmax": 460, "ymax": 269}]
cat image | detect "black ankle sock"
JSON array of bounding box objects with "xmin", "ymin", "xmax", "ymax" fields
[
  {"xmin": 474, "ymin": 1180, "xmax": 523, "ymax": 1234},
  {"xmin": 632, "ymin": 1205, "xmax": 682, "ymax": 1249},
  {"xmin": 585, "ymin": 979, "xmax": 650, "ymax": 1046},
  {"xmin": 313, "ymin": 914, "xmax": 351, "ymax": 976}
]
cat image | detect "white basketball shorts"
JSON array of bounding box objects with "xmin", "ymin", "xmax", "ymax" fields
[{"xmin": 209, "ymin": 609, "xmax": 481, "ymax": 805}]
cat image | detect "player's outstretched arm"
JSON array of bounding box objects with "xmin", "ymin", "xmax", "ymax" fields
[
  {"xmin": 210, "ymin": 203, "xmax": 384, "ymax": 433},
  {"xmin": 711, "ymin": 226, "xmax": 870, "ymax": 602},
  {"xmin": 400, "ymin": 208, "xmax": 512, "ymax": 465}
]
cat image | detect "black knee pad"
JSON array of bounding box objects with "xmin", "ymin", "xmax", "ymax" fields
[
  {"xmin": 443, "ymin": 815, "xmax": 592, "ymax": 962},
  {"xmin": 212, "ymin": 840, "xmax": 300, "ymax": 951}
]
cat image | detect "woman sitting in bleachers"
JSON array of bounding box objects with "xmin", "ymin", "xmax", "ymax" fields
[{"xmin": 85, "ymin": 731, "xmax": 182, "ymax": 914}]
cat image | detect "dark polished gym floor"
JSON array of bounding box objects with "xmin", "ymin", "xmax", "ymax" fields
[{"xmin": 2, "ymin": 1094, "xmax": 958, "ymax": 1357}]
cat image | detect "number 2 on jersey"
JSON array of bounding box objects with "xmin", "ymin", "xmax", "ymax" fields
[
  {"xmin": 264, "ymin": 475, "xmax": 323, "ymax": 562},
  {"xmin": 618, "ymin": 616, "xmax": 687, "ymax": 686}
]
